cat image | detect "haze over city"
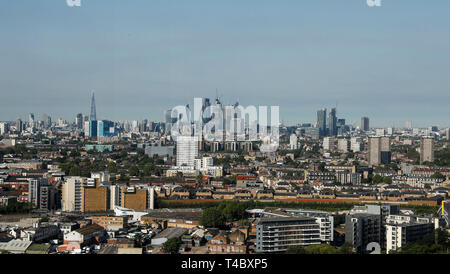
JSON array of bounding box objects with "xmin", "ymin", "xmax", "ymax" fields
[{"xmin": 1, "ymin": 0, "xmax": 449, "ymax": 127}]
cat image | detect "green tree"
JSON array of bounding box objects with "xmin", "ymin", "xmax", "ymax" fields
[
  {"xmin": 431, "ymin": 172, "xmax": 445, "ymax": 180},
  {"xmin": 162, "ymin": 237, "xmax": 182, "ymax": 254},
  {"xmin": 383, "ymin": 176, "xmax": 392, "ymax": 184},
  {"xmin": 200, "ymin": 207, "xmax": 226, "ymax": 228},
  {"xmin": 372, "ymin": 174, "xmax": 383, "ymax": 184},
  {"xmin": 129, "ymin": 165, "xmax": 139, "ymax": 176},
  {"xmin": 69, "ymin": 165, "xmax": 81, "ymax": 176},
  {"xmin": 286, "ymin": 246, "xmax": 306, "ymax": 254}
]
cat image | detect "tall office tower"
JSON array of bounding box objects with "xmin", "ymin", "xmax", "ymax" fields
[
  {"xmin": 323, "ymin": 137, "xmax": 335, "ymax": 151},
  {"xmin": 16, "ymin": 118, "xmax": 23, "ymax": 133},
  {"xmin": 97, "ymin": 120, "xmax": 117, "ymax": 137},
  {"xmin": 164, "ymin": 109, "xmax": 175, "ymax": 135},
  {"xmin": 337, "ymin": 138, "xmax": 349, "ymax": 153},
  {"xmin": 85, "ymin": 120, "xmax": 98, "ymax": 137},
  {"xmin": 45, "ymin": 114, "xmax": 51, "ymax": 129},
  {"xmin": 140, "ymin": 119, "xmax": 148, "ymax": 133},
  {"xmin": 368, "ymin": 137, "xmax": 381, "ymax": 166},
  {"xmin": 76, "ymin": 113, "xmax": 83, "ymax": 129},
  {"xmin": 406, "ymin": 120, "xmax": 413, "ymax": 129},
  {"xmin": 202, "ymin": 98, "xmax": 212, "ymax": 124},
  {"xmin": 420, "ymin": 137, "xmax": 434, "ymax": 164},
  {"xmin": 317, "ymin": 109, "xmax": 327, "ymax": 137},
  {"xmin": 42, "ymin": 114, "xmax": 49, "ymax": 129},
  {"xmin": 176, "ymin": 136, "xmax": 199, "ymax": 167},
  {"xmin": 28, "ymin": 113, "xmax": 35, "ymax": 130},
  {"xmin": 446, "ymin": 128, "xmax": 450, "ymax": 141},
  {"xmin": 90, "ymin": 92, "xmax": 97, "ymax": 121},
  {"xmin": 361, "ymin": 117, "xmax": 369, "ymax": 131},
  {"xmin": 327, "ymin": 108, "xmax": 337, "ymax": 136},
  {"xmin": 290, "ymin": 134, "xmax": 298, "ymax": 150}
]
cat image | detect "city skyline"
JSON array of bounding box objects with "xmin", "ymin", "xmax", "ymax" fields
[
  {"xmin": 1, "ymin": 1, "xmax": 449, "ymax": 127},
  {"xmin": 2, "ymin": 94, "xmax": 448, "ymax": 130}
]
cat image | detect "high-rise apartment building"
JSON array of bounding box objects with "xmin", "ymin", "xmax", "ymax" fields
[
  {"xmin": 420, "ymin": 137, "xmax": 434, "ymax": 164},
  {"xmin": 323, "ymin": 137, "xmax": 335, "ymax": 151},
  {"xmin": 176, "ymin": 136, "xmax": 199, "ymax": 167},
  {"xmin": 337, "ymin": 138, "xmax": 349, "ymax": 153},
  {"xmin": 62, "ymin": 177, "xmax": 108, "ymax": 212},
  {"xmin": 350, "ymin": 137, "xmax": 362, "ymax": 152},
  {"xmin": 368, "ymin": 136, "xmax": 391, "ymax": 166},
  {"xmin": 120, "ymin": 186, "xmax": 147, "ymax": 210}
]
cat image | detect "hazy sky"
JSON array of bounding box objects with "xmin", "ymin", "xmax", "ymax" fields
[{"xmin": 0, "ymin": 0, "xmax": 449, "ymax": 128}]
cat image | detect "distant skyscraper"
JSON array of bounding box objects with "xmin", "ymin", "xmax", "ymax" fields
[
  {"xmin": 420, "ymin": 137, "xmax": 434, "ymax": 164},
  {"xmin": 176, "ymin": 136, "xmax": 199, "ymax": 167},
  {"xmin": 317, "ymin": 109, "xmax": 327, "ymax": 137},
  {"xmin": 98, "ymin": 120, "xmax": 117, "ymax": 137},
  {"xmin": 76, "ymin": 113, "xmax": 83, "ymax": 129},
  {"xmin": 446, "ymin": 128, "xmax": 450, "ymax": 141},
  {"xmin": 90, "ymin": 92, "xmax": 97, "ymax": 121},
  {"xmin": 406, "ymin": 120, "xmax": 413, "ymax": 129},
  {"xmin": 42, "ymin": 113, "xmax": 51, "ymax": 129},
  {"xmin": 361, "ymin": 117, "xmax": 369, "ymax": 131},
  {"xmin": 327, "ymin": 108, "xmax": 337, "ymax": 136},
  {"xmin": 16, "ymin": 118, "xmax": 23, "ymax": 133},
  {"xmin": 29, "ymin": 113, "xmax": 35, "ymax": 130}
]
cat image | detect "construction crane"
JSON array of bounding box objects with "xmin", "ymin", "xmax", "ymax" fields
[{"xmin": 437, "ymin": 200, "xmax": 448, "ymax": 226}]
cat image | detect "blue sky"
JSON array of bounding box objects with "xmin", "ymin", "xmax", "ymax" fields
[{"xmin": 0, "ymin": 0, "xmax": 449, "ymax": 128}]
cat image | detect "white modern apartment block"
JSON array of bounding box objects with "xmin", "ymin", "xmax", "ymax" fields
[
  {"xmin": 290, "ymin": 134, "xmax": 298, "ymax": 150},
  {"xmin": 385, "ymin": 214, "xmax": 438, "ymax": 253},
  {"xmin": 337, "ymin": 138, "xmax": 348, "ymax": 153},
  {"xmin": 350, "ymin": 137, "xmax": 362, "ymax": 152},
  {"xmin": 322, "ymin": 137, "xmax": 335, "ymax": 151},
  {"xmin": 376, "ymin": 128, "xmax": 385, "ymax": 136},
  {"xmin": 194, "ymin": 157, "xmax": 213, "ymax": 170},
  {"xmin": 252, "ymin": 208, "xmax": 334, "ymax": 244},
  {"xmin": 62, "ymin": 177, "xmax": 83, "ymax": 212},
  {"xmin": 176, "ymin": 136, "xmax": 199, "ymax": 167}
]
